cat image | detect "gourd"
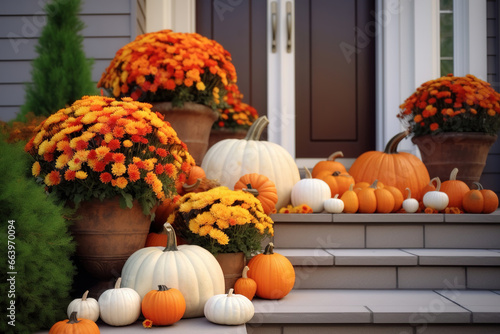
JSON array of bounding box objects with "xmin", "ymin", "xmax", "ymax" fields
[
  {"xmin": 120, "ymin": 223, "xmax": 224, "ymax": 318},
  {"xmin": 291, "ymin": 167, "xmax": 331, "ymax": 212},
  {"xmin": 311, "ymin": 151, "xmax": 347, "ymax": 177},
  {"xmin": 422, "ymin": 177, "xmax": 449, "ymax": 211},
  {"xmin": 141, "ymin": 285, "xmax": 186, "ymax": 326},
  {"xmin": 349, "ymin": 131, "xmax": 430, "ymax": 201},
  {"xmin": 98, "ymin": 277, "xmax": 141, "ymax": 326},
  {"xmin": 462, "ymin": 182, "xmax": 499, "ymax": 214},
  {"xmin": 440, "ymin": 168, "xmax": 470, "ymax": 210},
  {"xmin": 340, "ymin": 183, "xmax": 359, "ymax": 213},
  {"xmin": 402, "ymin": 188, "xmax": 419, "ymax": 213},
  {"xmin": 49, "ymin": 311, "xmax": 99, "ymax": 334},
  {"xmin": 201, "ymin": 116, "xmax": 301, "ymax": 210},
  {"xmin": 204, "ymin": 288, "xmax": 255, "ymax": 325},
  {"xmin": 384, "ymin": 185, "xmax": 404, "ymax": 212},
  {"xmin": 316, "ymin": 170, "xmax": 355, "ymax": 197},
  {"xmin": 234, "ymin": 173, "xmax": 279, "ymax": 214},
  {"xmin": 247, "ymin": 242, "xmax": 295, "ymax": 299},
  {"xmin": 324, "ymin": 194, "xmax": 344, "ymax": 213},
  {"xmin": 234, "ymin": 266, "xmax": 257, "ymax": 301},
  {"xmin": 66, "ymin": 290, "xmax": 99, "ymax": 322}
]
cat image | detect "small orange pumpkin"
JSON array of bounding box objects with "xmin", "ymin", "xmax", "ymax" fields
[
  {"xmin": 141, "ymin": 285, "xmax": 186, "ymax": 326},
  {"xmin": 234, "ymin": 173, "xmax": 278, "ymax": 214},
  {"xmin": 185, "ymin": 165, "xmax": 206, "ymax": 186},
  {"xmin": 247, "ymin": 242, "xmax": 295, "ymax": 300},
  {"xmin": 234, "ymin": 266, "xmax": 257, "ymax": 301},
  {"xmin": 311, "ymin": 151, "xmax": 347, "ymax": 177},
  {"xmin": 357, "ymin": 180, "xmax": 378, "ymax": 213},
  {"xmin": 383, "ymin": 185, "xmax": 404, "ymax": 212},
  {"xmin": 49, "ymin": 311, "xmax": 99, "ymax": 334},
  {"xmin": 463, "ymin": 182, "xmax": 499, "ymax": 214},
  {"xmin": 152, "ymin": 195, "xmax": 181, "ymax": 232},
  {"xmin": 316, "ymin": 170, "xmax": 355, "ymax": 197},
  {"xmin": 374, "ymin": 184, "xmax": 396, "ymax": 213},
  {"xmin": 340, "ymin": 183, "xmax": 359, "ymax": 213},
  {"xmin": 145, "ymin": 231, "xmax": 168, "ymax": 247},
  {"xmin": 440, "ymin": 168, "xmax": 470, "ymax": 210}
]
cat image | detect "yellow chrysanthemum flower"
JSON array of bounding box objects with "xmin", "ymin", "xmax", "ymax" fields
[
  {"xmin": 32, "ymin": 161, "xmax": 41, "ymax": 177},
  {"xmin": 75, "ymin": 171, "xmax": 88, "ymax": 179},
  {"xmin": 111, "ymin": 163, "xmax": 126, "ymax": 176}
]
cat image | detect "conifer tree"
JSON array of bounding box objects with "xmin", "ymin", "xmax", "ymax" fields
[{"xmin": 18, "ymin": 0, "xmax": 97, "ymax": 120}]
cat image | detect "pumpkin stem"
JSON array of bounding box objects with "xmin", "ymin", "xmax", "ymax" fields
[
  {"xmin": 81, "ymin": 290, "xmax": 89, "ymax": 301},
  {"xmin": 115, "ymin": 277, "xmax": 122, "ymax": 289},
  {"xmin": 243, "ymin": 183, "xmax": 260, "ymax": 197},
  {"xmin": 304, "ymin": 167, "xmax": 312, "ymax": 179},
  {"xmin": 182, "ymin": 178, "xmax": 201, "ymax": 192},
  {"xmin": 347, "ymin": 183, "xmax": 354, "ymax": 192},
  {"xmin": 228, "ymin": 288, "xmax": 234, "ymax": 297},
  {"xmin": 473, "ymin": 182, "xmax": 483, "ymax": 190},
  {"xmin": 435, "ymin": 177, "xmax": 442, "ymax": 192},
  {"xmin": 158, "ymin": 285, "xmax": 169, "ymax": 291},
  {"xmin": 245, "ymin": 116, "xmax": 269, "ymax": 141},
  {"xmin": 264, "ymin": 242, "xmax": 275, "ymax": 255},
  {"xmin": 163, "ymin": 223, "xmax": 178, "ymax": 252},
  {"xmin": 68, "ymin": 311, "xmax": 80, "ymax": 324},
  {"xmin": 333, "ymin": 194, "xmax": 340, "ymax": 199},
  {"xmin": 241, "ymin": 266, "xmax": 250, "ymax": 279},
  {"xmin": 370, "ymin": 179, "xmax": 379, "ymax": 189},
  {"xmin": 405, "ymin": 187, "xmax": 412, "ymax": 200},
  {"xmin": 327, "ymin": 151, "xmax": 344, "ymax": 161},
  {"xmin": 332, "ymin": 171, "xmax": 341, "ymax": 176},
  {"xmin": 384, "ymin": 131, "xmax": 409, "ymax": 154},
  {"xmin": 429, "ymin": 177, "xmax": 440, "ymax": 188},
  {"xmin": 449, "ymin": 168, "xmax": 459, "ymax": 181}
]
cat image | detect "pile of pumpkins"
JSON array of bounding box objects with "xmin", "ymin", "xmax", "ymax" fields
[{"xmin": 50, "ymin": 224, "xmax": 296, "ymax": 331}]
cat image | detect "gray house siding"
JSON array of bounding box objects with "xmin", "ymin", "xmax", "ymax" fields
[
  {"xmin": 485, "ymin": 0, "xmax": 500, "ymax": 196},
  {"xmin": 0, "ymin": 0, "xmax": 145, "ymax": 121}
]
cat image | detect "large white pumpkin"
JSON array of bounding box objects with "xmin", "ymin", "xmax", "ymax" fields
[
  {"xmin": 120, "ymin": 223, "xmax": 224, "ymax": 318},
  {"xmin": 201, "ymin": 116, "xmax": 300, "ymax": 210}
]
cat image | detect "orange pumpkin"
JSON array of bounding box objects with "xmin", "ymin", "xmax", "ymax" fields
[
  {"xmin": 316, "ymin": 170, "xmax": 355, "ymax": 197},
  {"xmin": 440, "ymin": 168, "xmax": 470, "ymax": 210},
  {"xmin": 357, "ymin": 180, "xmax": 378, "ymax": 213},
  {"xmin": 462, "ymin": 182, "xmax": 499, "ymax": 214},
  {"xmin": 145, "ymin": 231, "xmax": 168, "ymax": 247},
  {"xmin": 234, "ymin": 266, "xmax": 257, "ymax": 301},
  {"xmin": 247, "ymin": 242, "xmax": 295, "ymax": 299},
  {"xmin": 384, "ymin": 185, "xmax": 404, "ymax": 212},
  {"xmin": 152, "ymin": 195, "xmax": 180, "ymax": 232},
  {"xmin": 421, "ymin": 177, "xmax": 440, "ymax": 197},
  {"xmin": 141, "ymin": 285, "xmax": 186, "ymax": 326},
  {"xmin": 340, "ymin": 183, "xmax": 359, "ymax": 213},
  {"xmin": 49, "ymin": 312, "xmax": 99, "ymax": 334},
  {"xmin": 185, "ymin": 165, "xmax": 206, "ymax": 186},
  {"xmin": 311, "ymin": 151, "xmax": 347, "ymax": 177},
  {"xmin": 234, "ymin": 173, "xmax": 278, "ymax": 214},
  {"xmin": 349, "ymin": 131, "xmax": 430, "ymax": 201}
]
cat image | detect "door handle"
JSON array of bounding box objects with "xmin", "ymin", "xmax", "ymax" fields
[
  {"xmin": 271, "ymin": 2, "xmax": 277, "ymax": 53},
  {"xmin": 286, "ymin": 1, "xmax": 292, "ymax": 53}
]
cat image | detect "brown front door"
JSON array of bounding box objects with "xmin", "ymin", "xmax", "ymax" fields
[{"xmin": 196, "ymin": 0, "xmax": 376, "ymax": 158}]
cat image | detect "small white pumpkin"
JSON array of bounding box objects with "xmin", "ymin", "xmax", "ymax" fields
[
  {"xmin": 402, "ymin": 187, "xmax": 419, "ymax": 213},
  {"xmin": 323, "ymin": 194, "xmax": 344, "ymax": 213},
  {"xmin": 204, "ymin": 288, "xmax": 255, "ymax": 325},
  {"xmin": 121, "ymin": 223, "xmax": 224, "ymax": 318},
  {"xmin": 67, "ymin": 290, "xmax": 99, "ymax": 322},
  {"xmin": 422, "ymin": 177, "xmax": 449, "ymax": 211},
  {"xmin": 291, "ymin": 167, "xmax": 331, "ymax": 212},
  {"xmin": 98, "ymin": 277, "xmax": 141, "ymax": 326}
]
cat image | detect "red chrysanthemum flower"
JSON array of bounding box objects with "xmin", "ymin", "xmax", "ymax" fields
[
  {"xmin": 108, "ymin": 139, "xmax": 121, "ymax": 151},
  {"xmin": 156, "ymin": 148, "xmax": 167, "ymax": 157},
  {"xmin": 64, "ymin": 170, "xmax": 76, "ymax": 181},
  {"xmin": 100, "ymin": 172, "xmax": 112, "ymax": 183}
]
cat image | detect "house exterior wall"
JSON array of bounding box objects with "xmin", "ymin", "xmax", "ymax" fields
[{"xmin": 0, "ymin": 0, "xmax": 144, "ymax": 121}]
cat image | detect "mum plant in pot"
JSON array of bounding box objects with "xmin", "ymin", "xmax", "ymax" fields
[
  {"xmin": 167, "ymin": 186, "xmax": 274, "ymax": 292},
  {"xmin": 397, "ymin": 74, "xmax": 500, "ymax": 187},
  {"xmin": 97, "ymin": 29, "xmax": 238, "ymax": 163},
  {"xmin": 24, "ymin": 95, "xmax": 195, "ymax": 291}
]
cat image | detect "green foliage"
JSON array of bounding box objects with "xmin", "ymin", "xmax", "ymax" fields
[
  {"xmin": 0, "ymin": 139, "xmax": 75, "ymax": 333},
  {"xmin": 18, "ymin": 0, "xmax": 97, "ymax": 121}
]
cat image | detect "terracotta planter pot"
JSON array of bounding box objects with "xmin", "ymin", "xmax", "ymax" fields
[
  {"xmin": 150, "ymin": 102, "xmax": 218, "ymax": 164},
  {"xmin": 208, "ymin": 128, "xmax": 248, "ymax": 149},
  {"xmin": 215, "ymin": 252, "xmax": 246, "ymax": 293},
  {"xmin": 412, "ymin": 132, "xmax": 497, "ymax": 188},
  {"xmin": 70, "ymin": 198, "xmax": 152, "ymax": 284}
]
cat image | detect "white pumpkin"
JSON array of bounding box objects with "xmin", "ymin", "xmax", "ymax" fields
[
  {"xmin": 67, "ymin": 290, "xmax": 99, "ymax": 322},
  {"xmin": 291, "ymin": 167, "xmax": 331, "ymax": 212},
  {"xmin": 324, "ymin": 194, "xmax": 344, "ymax": 213},
  {"xmin": 204, "ymin": 288, "xmax": 255, "ymax": 325},
  {"xmin": 422, "ymin": 177, "xmax": 449, "ymax": 211},
  {"xmin": 402, "ymin": 187, "xmax": 419, "ymax": 213},
  {"xmin": 120, "ymin": 223, "xmax": 224, "ymax": 318},
  {"xmin": 98, "ymin": 277, "xmax": 141, "ymax": 326},
  {"xmin": 201, "ymin": 116, "xmax": 300, "ymax": 210}
]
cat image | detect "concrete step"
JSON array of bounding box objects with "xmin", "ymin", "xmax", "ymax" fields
[
  {"xmin": 269, "ymin": 211, "xmax": 500, "ymax": 249},
  {"xmin": 274, "ymin": 248, "xmax": 500, "ymax": 290},
  {"xmin": 247, "ymin": 289, "xmax": 500, "ymax": 334}
]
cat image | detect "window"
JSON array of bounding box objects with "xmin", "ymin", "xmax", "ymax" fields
[{"xmin": 440, "ymin": 0, "xmax": 454, "ymax": 76}]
